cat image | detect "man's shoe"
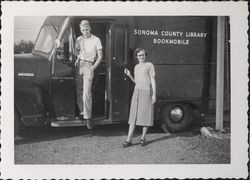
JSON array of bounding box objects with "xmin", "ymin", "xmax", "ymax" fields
[
  {"xmin": 79, "ymin": 115, "xmax": 85, "ymax": 124},
  {"xmin": 86, "ymin": 118, "xmax": 94, "ymax": 129}
]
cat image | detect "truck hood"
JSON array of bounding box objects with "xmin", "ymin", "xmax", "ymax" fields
[{"xmin": 14, "ymin": 53, "xmax": 47, "ymax": 78}]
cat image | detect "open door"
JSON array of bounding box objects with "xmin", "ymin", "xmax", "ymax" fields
[
  {"xmin": 72, "ymin": 19, "xmax": 112, "ymax": 122},
  {"xmin": 50, "ymin": 19, "xmax": 76, "ymax": 121},
  {"xmin": 110, "ymin": 24, "xmax": 130, "ymax": 122}
]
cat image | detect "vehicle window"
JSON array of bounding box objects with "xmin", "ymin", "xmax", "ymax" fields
[
  {"xmin": 56, "ymin": 28, "xmax": 74, "ymax": 63},
  {"xmin": 34, "ymin": 25, "xmax": 57, "ymax": 53}
]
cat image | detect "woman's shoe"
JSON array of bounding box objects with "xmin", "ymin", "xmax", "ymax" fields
[
  {"xmin": 122, "ymin": 141, "xmax": 132, "ymax": 148},
  {"xmin": 140, "ymin": 139, "xmax": 146, "ymax": 146}
]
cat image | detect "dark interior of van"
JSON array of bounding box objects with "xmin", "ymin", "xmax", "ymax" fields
[{"xmin": 74, "ymin": 20, "xmax": 109, "ymax": 119}]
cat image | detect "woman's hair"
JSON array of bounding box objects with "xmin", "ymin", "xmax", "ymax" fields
[
  {"xmin": 134, "ymin": 47, "xmax": 147, "ymax": 64},
  {"xmin": 134, "ymin": 47, "xmax": 147, "ymax": 58}
]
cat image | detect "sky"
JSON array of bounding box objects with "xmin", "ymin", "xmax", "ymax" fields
[{"xmin": 14, "ymin": 16, "xmax": 47, "ymax": 44}]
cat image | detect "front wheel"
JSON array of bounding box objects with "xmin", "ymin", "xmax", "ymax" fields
[
  {"xmin": 161, "ymin": 103, "xmax": 193, "ymax": 133},
  {"xmin": 14, "ymin": 108, "xmax": 23, "ymax": 136}
]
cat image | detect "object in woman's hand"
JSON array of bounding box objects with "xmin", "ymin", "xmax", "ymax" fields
[{"xmin": 124, "ymin": 68, "xmax": 130, "ymax": 76}]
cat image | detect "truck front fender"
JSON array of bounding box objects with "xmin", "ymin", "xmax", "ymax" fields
[{"xmin": 14, "ymin": 80, "xmax": 48, "ymax": 126}]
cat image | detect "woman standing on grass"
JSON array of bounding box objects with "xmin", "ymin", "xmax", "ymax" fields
[{"xmin": 123, "ymin": 47, "xmax": 156, "ymax": 147}]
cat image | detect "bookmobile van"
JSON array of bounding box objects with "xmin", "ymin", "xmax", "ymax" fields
[{"xmin": 14, "ymin": 16, "xmax": 230, "ymax": 135}]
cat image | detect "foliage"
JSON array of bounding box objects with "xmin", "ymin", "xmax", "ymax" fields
[{"xmin": 14, "ymin": 40, "xmax": 34, "ymax": 54}]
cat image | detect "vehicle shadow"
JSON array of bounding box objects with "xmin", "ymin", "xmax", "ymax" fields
[
  {"xmin": 15, "ymin": 124, "xmax": 130, "ymax": 145},
  {"xmin": 145, "ymin": 131, "xmax": 199, "ymax": 146},
  {"xmin": 15, "ymin": 123, "xmax": 204, "ymax": 145},
  {"xmin": 15, "ymin": 126, "xmax": 92, "ymax": 145}
]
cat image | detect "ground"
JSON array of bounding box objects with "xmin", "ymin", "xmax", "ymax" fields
[{"xmin": 15, "ymin": 122, "xmax": 230, "ymax": 164}]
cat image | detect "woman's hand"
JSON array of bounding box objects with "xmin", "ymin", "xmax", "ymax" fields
[
  {"xmin": 152, "ymin": 94, "xmax": 156, "ymax": 104},
  {"xmin": 124, "ymin": 68, "xmax": 131, "ymax": 77},
  {"xmin": 124, "ymin": 68, "xmax": 135, "ymax": 83}
]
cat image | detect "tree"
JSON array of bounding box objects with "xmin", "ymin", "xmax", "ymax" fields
[{"xmin": 14, "ymin": 40, "xmax": 34, "ymax": 54}]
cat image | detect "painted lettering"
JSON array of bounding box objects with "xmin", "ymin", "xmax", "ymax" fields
[
  {"xmin": 161, "ymin": 31, "xmax": 183, "ymax": 37},
  {"xmin": 153, "ymin": 38, "xmax": 189, "ymax": 45},
  {"xmin": 134, "ymin": 29, "xmax": 158, "ymax": 36},
  {"xmin": 186, "ymin": 32, "xmax": 207, "ymax": 38}
]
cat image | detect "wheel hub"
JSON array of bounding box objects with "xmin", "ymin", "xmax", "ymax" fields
[{"xmin": 169, "ymin": 106, "xmax": 184, "ymax": 122}]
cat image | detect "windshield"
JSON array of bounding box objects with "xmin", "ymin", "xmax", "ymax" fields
[{"xmin": 33, "ymin": 25, "xmax": 58, "ymax": 53}]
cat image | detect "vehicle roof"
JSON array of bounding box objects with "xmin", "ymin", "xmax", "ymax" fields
[
  {"xmin": 42, "ymin": 16, "xmax": 69, "ymax": 30},
  {"xmin": 43, "ymin": 16, "xmax": 68, "ymax": 25}
]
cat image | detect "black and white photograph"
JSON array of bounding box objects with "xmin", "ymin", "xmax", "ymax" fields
[{"xmin": 1, "ymin": 1, "xmax": 248, "ymax": 179}]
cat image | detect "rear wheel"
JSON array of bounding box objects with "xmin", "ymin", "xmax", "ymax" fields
[{"xmin": 161, "ymin": 103, "xmax": 193, "ymax": 133}]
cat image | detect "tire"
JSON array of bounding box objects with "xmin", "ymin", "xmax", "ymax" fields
[
  {"xmin": 14, "ymin": 108, "xmax": 23, "ymax": 136},
  {"xmin": 161, "ymin": 103, "xmax": 193, "ymax": 133}
]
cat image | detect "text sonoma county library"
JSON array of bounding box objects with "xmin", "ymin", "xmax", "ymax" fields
[{"xmin": 133, "ymin": 29, "xmax": 208, "ymax": 45}]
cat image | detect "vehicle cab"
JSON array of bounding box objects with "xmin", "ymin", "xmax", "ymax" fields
[{"xmin": 14, "ymin": 16, "xmax": 131, "ymax": 134}]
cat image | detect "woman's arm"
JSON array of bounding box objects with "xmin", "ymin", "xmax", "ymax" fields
[
  {"xmin": 150, "ymin": 75, "xmax": 156, "ymax": 104},
  {"xmin": 149, "ymin": 63, "xmax": 156, "ymax": 104},
  {"xmin": 124, "ymin": 68, "xmax": 135, "ymax": 83}
]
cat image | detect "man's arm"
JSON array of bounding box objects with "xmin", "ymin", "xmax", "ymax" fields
[
  {"xmin": 92, "ymin": 49, "xmax": 103, "ymax": 71},
  {"xmin": 74, "ymin": 39, "xmax": 80, "ymax": 66}
]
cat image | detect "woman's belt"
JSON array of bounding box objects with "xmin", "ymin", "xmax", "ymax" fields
[{"xmin": 135, "ymin": 83, "xmax": 151, "ymax": 90}]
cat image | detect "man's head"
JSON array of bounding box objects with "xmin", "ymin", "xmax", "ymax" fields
[{"xmin": 79, "ymin": 20, "xmax": 91, "ymax": 38}]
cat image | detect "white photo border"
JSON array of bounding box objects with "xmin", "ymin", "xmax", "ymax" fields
[{"xmin": 1, "ymin": 1, "xmax": 248, "ymax": 179}]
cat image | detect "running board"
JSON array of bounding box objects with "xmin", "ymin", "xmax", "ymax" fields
[
  {"xmin": 51, "ymin": 120, "xmax": 84, "ymax": 127},
  {"xmin": 50, "ymin": 118, "xmax": 118, "ymax": 127}
]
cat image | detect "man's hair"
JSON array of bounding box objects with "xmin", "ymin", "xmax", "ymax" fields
[{"xmin": 79, "ymin": 20, "xmax": 91, "ymax": 29}]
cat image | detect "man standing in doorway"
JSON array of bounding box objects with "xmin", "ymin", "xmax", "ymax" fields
[{"xmin": 75, "ymin": 20, "xmax": 103, "ymax": 129}]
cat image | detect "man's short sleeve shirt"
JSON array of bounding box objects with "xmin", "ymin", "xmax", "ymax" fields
[{"xmin": 75, "ymin": 34, "xmax": 102, "ymax": 62}]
